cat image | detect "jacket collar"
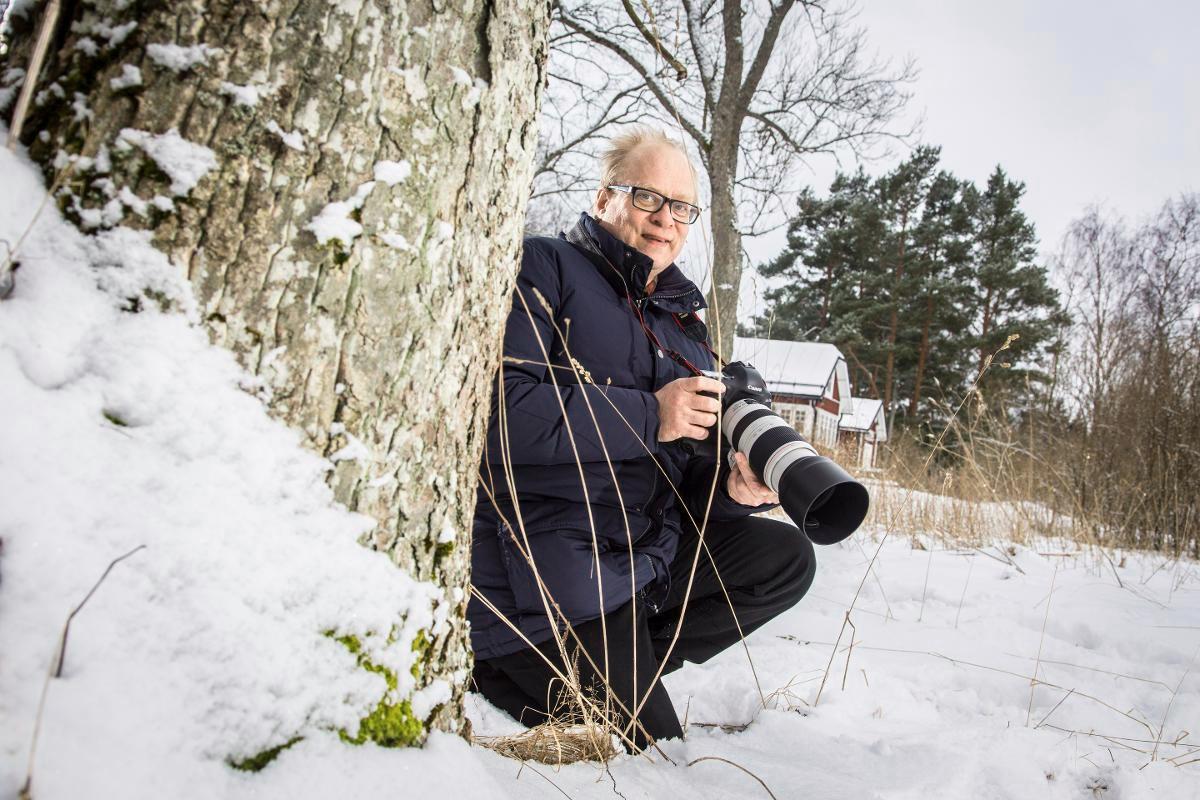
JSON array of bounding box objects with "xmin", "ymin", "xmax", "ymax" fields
[{"xmin": 563, "ymin": 213, "xmax": 707, "ymax": 313}]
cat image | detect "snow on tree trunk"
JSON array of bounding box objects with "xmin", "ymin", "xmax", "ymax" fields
[{"xmin": 3, "ymin": 0, "xmax": 549, "ymax": 742}]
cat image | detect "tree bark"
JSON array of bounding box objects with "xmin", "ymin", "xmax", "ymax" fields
[
  {"xmin": 4, "ymin": 0, "xmax": 549, "ymax": 743},
  {"xmin": 910, "ymin": 293, "xmax": 932, "ymax": 416},
  {"xmin": 979, "ymin": 285, "xmax": 994, "ymax": 372},
  {"xmin": 883, "ymin": 209, "xmax": 907, "ymax": 415},
  {"xmin": 706, "ymin": 143, "xmax": 740, "ymax": 359}
]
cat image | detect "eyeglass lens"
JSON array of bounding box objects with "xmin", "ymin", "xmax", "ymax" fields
[{"xmin": 631, "ymin": 188, "xmax": 697, "ymax": 223}]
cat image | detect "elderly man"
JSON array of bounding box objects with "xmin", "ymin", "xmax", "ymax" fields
[{"xmin": 469, "ymin": 128, "xmax": 815, "ymax": 748}]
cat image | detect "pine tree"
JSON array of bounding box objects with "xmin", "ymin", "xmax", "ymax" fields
[
  {"xmin": 907, "ymin": 170, "xmax": 974, "ymax": 418},
  {"xmin": 875, "ymin": 146, "xmax": 940, "ymax": 420},
  {"xmin": 755, "ymin": 170, "xmax": 889, "ymax": 398},
  {"xmin": 968, "ymin": 167, "xmax": 1066, "ymax": 408},
  {"xmin": 756, "ymin": 152, "xmax": 1065, "ymax": 431}
]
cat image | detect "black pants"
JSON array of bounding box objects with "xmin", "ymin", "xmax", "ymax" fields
[{"xmin": 471, "ymin": 514, "xmax": 816, "ymax": 748}]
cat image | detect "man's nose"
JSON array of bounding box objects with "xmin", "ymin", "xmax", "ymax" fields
[{"xmin": 648, "ymin": 203, "xmax": 674, "ymax": 226}]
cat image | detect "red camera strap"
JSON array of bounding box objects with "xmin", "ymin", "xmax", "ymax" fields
[{"xmin": 624, "ymin": 293, "xmax": 724, "ymax": 377}]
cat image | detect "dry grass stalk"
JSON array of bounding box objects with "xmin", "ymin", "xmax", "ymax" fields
[
  {"xmin": 762, "ymin": 670, "xmax": 819, "ymax": 712},
  {"xmin": 815, "ymin": 338, "xmax": 1020, "ymax": 706},
  {"xmin": 687, "ymin": 756, "xmax": 780, "ymax": 800},
  {"xmin": 1026, "ymin": 564, "xmax": 1059, "ymax": 727},
  {"xmin": 1033, "ymin": 688, "xmax": 1075, "ymax": 729},
  {"xmin": 21, "ymin": 544, "xmax": 146, "ymax": 800},
  {"xmin": 1, "ymin": 153, "xmax": 82, "ymax": 301},
  {"xmin": 1150, "ymin": 645, "xmax": 1199, "ymax": 762},
  {"xmin": 788, "ymin": 637, "xmax": 1160, "ymax": 740},
  {"xmin": 840, "ymin": 616, "xmax": 857, "ymax": 691},
  {"xmin": 954, "ymin": 555, "xmax": 975, "ymax": 629},
  {"xmin": 689, "ymin": 720, "xmax": 751, "ymax": 732},
  {"xmin": 916, "ymin": 530, "xmax": 936, "ymax": 623},
  {"xmin": 1040, "ymin": 724, "xmax": 1200, "ymax": 765}
]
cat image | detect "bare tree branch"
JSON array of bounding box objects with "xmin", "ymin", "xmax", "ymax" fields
[
  {"xmin": 557, "ymin": 9, "xmax": 710, "ymax": 149},
  {"xmin": 738, "ymin": 0, "xmax": 798, "ymax": 110},
  {"xmin": 535, "ymin": 85, "xmax": 646, "ymax": 179},
  {"xmin": 622, "ymin": 0, "xmax": 689, "ymax": 80},
  {"xmin": 679, "ymin": 0, "xmax": 716, "ymax": 114}
]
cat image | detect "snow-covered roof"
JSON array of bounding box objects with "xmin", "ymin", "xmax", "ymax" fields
[
  {"xmin": 840, "ymin": 397, "xmax": 887, "ymax": 441},
  {"xmin": 732, "ymin": 337, "xmax": 845, "ymax": 398}
]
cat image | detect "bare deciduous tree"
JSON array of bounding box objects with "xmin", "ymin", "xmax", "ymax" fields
[
  {"xmin": 1054, "ymin": 195, "xmax": 1200, "ymax": 555},
  {"xmin": 1056, "ymin": 208, "xmax": 1138, "ymax": 424},
  {"xmin": 539, "ymin": 0, "xmax": 914, "ymax": 354}
]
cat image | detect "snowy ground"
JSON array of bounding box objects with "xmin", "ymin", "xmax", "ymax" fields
[
  {"xmin": 461, "ymin": 534, "xmax": 1200, "ymax": 800},
  {"xmin": 2, "ymin": 135, "xmax": 1198, "ymax": 799}
]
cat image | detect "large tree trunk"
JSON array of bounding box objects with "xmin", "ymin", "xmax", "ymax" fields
[
  {"xmin": 707, "ymin": 149, "xmax": 740, "ymax": 359},
  {"xmin": 4, "ymin": 0, "xmax": 548, "ymax": 743}
]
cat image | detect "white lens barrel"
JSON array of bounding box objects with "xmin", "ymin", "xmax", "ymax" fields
[
  {"xmin": 721, "ymin": 399, "xmax": 769, "ymax": 446},
  {"xmin": 719, "ymin": 398, "xmax": 820, "ymax": 491},
  {"xmin": 762, "ymin": 440, "xmax": 819, "ymax": 492},
  {"xmin": 734, "ymin": 413, "xmax": 792, "ymax": 454}
]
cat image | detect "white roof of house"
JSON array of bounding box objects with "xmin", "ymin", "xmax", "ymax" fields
[
  {"xmin": 840, "ymin": 397, "xmax": 887, "ymax": 440},
  {"xmin": 732, "ymin": 337, "xmax": 845, "ymax": 398}
]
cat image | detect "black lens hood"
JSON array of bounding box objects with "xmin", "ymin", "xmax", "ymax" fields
[{"xmin": 778, "ymin": 456, "xmax": 870, "ymax": 545}]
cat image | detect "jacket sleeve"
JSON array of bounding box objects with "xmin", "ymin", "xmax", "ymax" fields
[
  {"xmin": 678, "ymin": 449, "xmax": 781, "ymax": 524},
  {"xmin": 484, "ymin": 240, "xmax": 660, "ymax": 466}
]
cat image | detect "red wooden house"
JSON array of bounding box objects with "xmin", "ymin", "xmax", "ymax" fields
[
  {"xmin": 838, "ymin": 397, "xmax": 888, "ymax": 469},
  {"xmin": 732, "ymin": 337, "xmax": 887, "ymax": 468},
  {"xmin": 732, "ymin": 337, "xmax": 850, "ymax": 451}
]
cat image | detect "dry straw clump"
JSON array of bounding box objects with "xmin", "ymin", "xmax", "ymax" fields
[{"xmin": 474, "ymin": 721, "xmax": 620, "ymax": 765}]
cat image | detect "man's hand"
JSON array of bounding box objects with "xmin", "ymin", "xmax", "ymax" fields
[
  {"xmin": 727, "ymin": 451, "xmax": 779, "ymax": 506},
  {"xmin": 654, "ymin": 376, "xmax": 724, "ymax": 442}
]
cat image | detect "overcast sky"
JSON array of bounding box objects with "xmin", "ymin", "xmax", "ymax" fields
[{"xmin": 707, "ymin": 0, "xmax": 1200, "ymax": 324}]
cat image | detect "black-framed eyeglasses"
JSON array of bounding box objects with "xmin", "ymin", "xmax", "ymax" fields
[{"xmin": 608, "ymin": 185, "xmax": 701, "ymax": 225}]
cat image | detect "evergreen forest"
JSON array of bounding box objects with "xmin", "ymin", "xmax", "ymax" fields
[{"xmin": 748, "ymin": 146, "xmax": 1068, "ymax": 435}]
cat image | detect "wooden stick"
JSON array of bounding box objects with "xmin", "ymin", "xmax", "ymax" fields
[{"xmin": 8, "ymin": 0, "xmax": 62, "ymax": 149}]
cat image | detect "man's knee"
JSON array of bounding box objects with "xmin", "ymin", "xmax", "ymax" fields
[{"xmin": 741, "ymin": 516, "xmax": 817, "ymax": 603}]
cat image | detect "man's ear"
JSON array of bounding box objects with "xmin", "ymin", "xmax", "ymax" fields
[{"xmin": 593, "ymin": 187, "xmax": 609, "ymax": 217}]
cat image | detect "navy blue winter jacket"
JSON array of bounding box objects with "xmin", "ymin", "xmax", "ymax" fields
[{"xmin": 469, "ymin": 213, "xmax": 768, "ymax": 661}]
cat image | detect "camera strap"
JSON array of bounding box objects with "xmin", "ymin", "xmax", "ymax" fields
[
  {"xmin": 624, "ymin": 294, "xmax": 726, "ymax": 377},
  {"xmin": 671, "ymin": 311, "xmax": 726, "ymax": 368}
]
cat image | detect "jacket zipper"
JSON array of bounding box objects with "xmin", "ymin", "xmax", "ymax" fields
[{"xmin": 644, "ymin": 290, "xmax": 694, "ymax": 308}]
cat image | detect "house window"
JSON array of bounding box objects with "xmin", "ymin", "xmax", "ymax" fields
[
  {"xmin": 815, "ymin": 410, "xmax": 837, "ymax": 448},
  {"xmin": 794, "ymin": 405, "xmax": 811, "ymax": 433}
]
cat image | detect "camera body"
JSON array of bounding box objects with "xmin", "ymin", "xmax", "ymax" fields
[{"xmin": 689, "ymin": 361, "xmax": 869, "ymax": 545}]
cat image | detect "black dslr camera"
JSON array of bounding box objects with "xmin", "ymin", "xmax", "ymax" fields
[{"xmin": 689, "ymin": 361, "xmax": 869, "ymax": 545}]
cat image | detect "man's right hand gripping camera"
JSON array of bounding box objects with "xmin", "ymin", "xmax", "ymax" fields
[{"xmin": 689, "ymin": 361, "xmax": 869, "ymax": 545}]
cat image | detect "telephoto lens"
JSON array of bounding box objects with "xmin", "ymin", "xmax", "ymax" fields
[{"xmin": 701, "ymin": 362, "xmax": 870, "ymax": 545}]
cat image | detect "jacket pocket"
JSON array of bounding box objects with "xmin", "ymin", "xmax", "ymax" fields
[
  {"xmin": 496, "ymin": 520, "xmax": 547, "ymax": 618},
  {"xmin": 497, "ymin": 522, "xmax": 657, "ymax": 621}
]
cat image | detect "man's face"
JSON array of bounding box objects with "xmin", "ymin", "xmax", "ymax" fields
[{"xmin": 594, "ymin": 143, "xmax": 696, "ymax": 275}]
